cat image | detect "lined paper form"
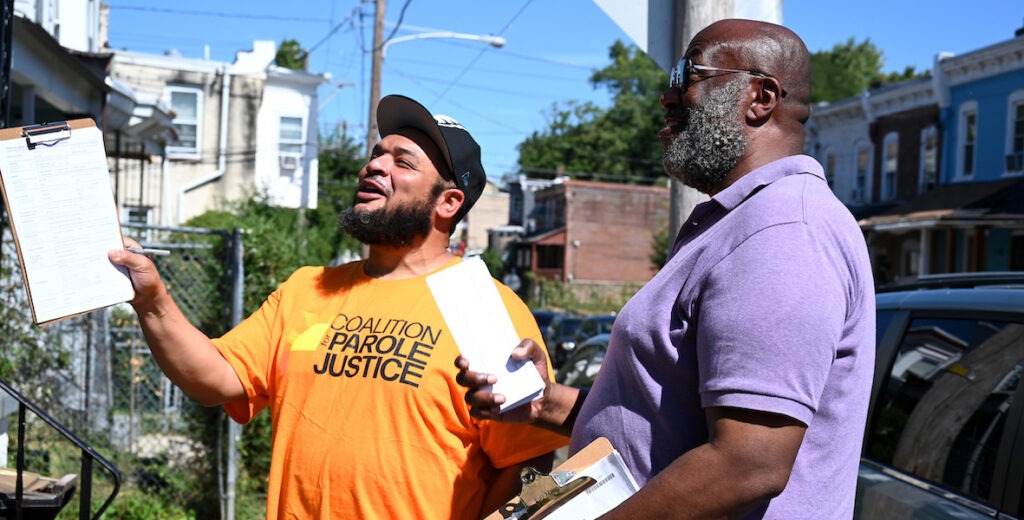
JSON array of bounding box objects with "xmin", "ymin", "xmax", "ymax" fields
[{"xmin": 0, "ymin": 121, "xmax": 134, "ymax": 324}]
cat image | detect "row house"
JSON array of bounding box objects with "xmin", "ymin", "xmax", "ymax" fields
[
  {"xmin": 5, "ymin": 2, "xmax": 329, "ymax": 229},
  {"xmin": 8, "ymin": 1, "xmax": 174, "ymax": 176},
  {"xmin": 109, "ymin": 41, "xmax": 329, "ymax": 227},
  {"xmin": 806, "ymin": 25, "xmax": 1024, "ymax": 285}
]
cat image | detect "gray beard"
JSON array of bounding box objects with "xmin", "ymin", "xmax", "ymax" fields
[{"xmin": 662, "ymin": 77, "xmax": 748, "ymax": 194}]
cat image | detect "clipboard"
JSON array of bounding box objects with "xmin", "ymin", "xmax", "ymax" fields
[
  {"xmin": 0, "ymin": 119, "xmax": 135, "ymax": 325},
  {"xmin": 484, "ymin": 437, "xmax": 639, "ymax": 520}
]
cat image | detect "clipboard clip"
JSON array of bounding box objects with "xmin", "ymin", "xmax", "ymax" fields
[
  {"xmin": 22, "ymin": 121, "xmax": 71, "ymax": 150},
  {"xmin": 499, "ymin": 466, "xmax": 596, "ymax": 519}
]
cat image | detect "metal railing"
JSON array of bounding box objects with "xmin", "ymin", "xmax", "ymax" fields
[{"xmin": 0, "ymin": 379, "xmax": 120, "ymax": 519}]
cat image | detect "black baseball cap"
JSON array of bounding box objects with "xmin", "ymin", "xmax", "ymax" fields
[{"xmin": 376, "ymin": 94, "xmax": 486, "ymax": 225}]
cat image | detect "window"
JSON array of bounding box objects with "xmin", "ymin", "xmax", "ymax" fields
[
  {"xmin": 1006, "ymin": 90, "xmax": 1024, "ymax": 174},
  {"xmin": 166, "ymin": 85, "xmax": 203, "ymax": 158},
  {"xmin": 122, "ymin": 205, "xmax": 153, "ymax": 242},
  {"xmin": 882, "ymin": 133, "xmax": 898, "ymax": 201},
  {"xmin": 854, "ymin": 144, "xmax": 870, "ymax": 204},
  {"xmin": 866, "ymin": 316, "xmax": 1024, "ymax": 507},
  {"xmin": 958, "ymin": 101, "xmax": 978, "ymax": 178},
  {"xmin": 536, "ymin": 245, "xmax": 564, "ymax": 269},
  {"xmin": 919, "ymin": 126, "xmax": 938, "ymax": 193},
  {"xmin": 279, "ymin": 116, "xmax": 305, "ymax": 170}
]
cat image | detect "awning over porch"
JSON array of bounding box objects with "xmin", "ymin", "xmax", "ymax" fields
[
  {"xmin": 518, "ymin": 227, "xmax": 566, "ymax": 245},
  {"xmin": 859, "ymin": 178, "xmax": 1024, "ymax": 232}
]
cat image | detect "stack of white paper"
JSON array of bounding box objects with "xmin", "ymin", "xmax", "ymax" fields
[{"xmin": 426, "ymin": 258, "xmax": 545, "ymax": 411}]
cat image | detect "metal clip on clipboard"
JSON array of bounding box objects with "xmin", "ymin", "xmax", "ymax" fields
[
  {"xmin": 22, "ymin": 121, "xmax": 71, "ymax": 150},
  {"xmin": 499, "ymin": 466, "xmax": 596, "ymax": 519}
]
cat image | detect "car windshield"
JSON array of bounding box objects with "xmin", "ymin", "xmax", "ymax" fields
[
  {"xmin": 555, "ymin": 318, "xmax": 583, "ymax": 337},
  {"xmin": 532, "ymin": 311, "xmax": 557, "ymax": 329}
]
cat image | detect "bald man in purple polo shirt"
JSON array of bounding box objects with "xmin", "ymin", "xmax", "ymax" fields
[{"xmin": 458, "ymin": 19, "xmax": 874, "ymax": 519}]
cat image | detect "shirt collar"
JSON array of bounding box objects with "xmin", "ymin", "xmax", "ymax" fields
[{"xmin": 711, "ymin": 154, "xmax": 825, "ymax": 211}]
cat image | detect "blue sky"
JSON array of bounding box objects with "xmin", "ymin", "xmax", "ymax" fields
[{"xmin": 104, "ymin": 0, "xmax": 1023, "ymax": 182}]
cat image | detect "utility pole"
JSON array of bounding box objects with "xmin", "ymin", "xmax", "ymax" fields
[
  {"xmin": 360, "ymin": 0, "xmax": 386, "ymax": 260},
  {"xmin": 365, "ymin": 0, "xmax": 386, "ymax": 159},
  {"xmin": 667, "ymin": 0, "xmax": 734, "ymax": 244}
]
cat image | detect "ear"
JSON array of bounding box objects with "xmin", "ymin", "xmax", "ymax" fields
[
  {"xmin": 747, "ymin": 76, "xmax": 783, "ymax": 124},
  {"xmin": 434, "ymin": 188, "xmax": 465, "ymax": 221}
]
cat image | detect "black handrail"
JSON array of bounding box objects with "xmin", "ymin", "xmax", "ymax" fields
[{"xmin": 0, "ymin": 378, "xmax": 120, "ymax": 519}]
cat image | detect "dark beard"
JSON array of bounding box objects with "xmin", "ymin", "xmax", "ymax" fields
[
  {"xmin": 662, "ymin": 77, "xmax": 748, "ymax": 194},
  {"xmin": 339, "ymin": 186, "xmax": 440, "ymax": 247}
]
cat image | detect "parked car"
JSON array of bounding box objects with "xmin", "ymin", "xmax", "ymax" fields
[
  {"xmin": 557, "ymin": 333, "xmax": 609, "ymax": 387},
  {"xmin": 530, "ymin": 309, "xmax": 561, "ymax": 335},
  {"xmin": 552, "ymin": 313, "xmax": 615, "ymax": 373},
  {"xmin": 555, "ymin": 274, "xmax": 1024, "ymax": 518},
  {"xmin": 547, "ymin": 314, "xmax": 584, "ymax": 367},
  {"xmin": 856, "ymin": 274, "xmax": 1024, "ymax": 518}
]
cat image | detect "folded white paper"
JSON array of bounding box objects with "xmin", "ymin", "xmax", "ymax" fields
[{"xmin": 427, "ymin": 258, "xmax": 545, "ymax": 411}]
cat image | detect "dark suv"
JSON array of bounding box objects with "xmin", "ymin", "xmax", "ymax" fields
[{"xmin": 857, "ymin": 274, "xmax": 1024, "ymax": 518}]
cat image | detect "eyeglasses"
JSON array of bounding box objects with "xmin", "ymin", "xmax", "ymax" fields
[{"xmin": 670, "ymin": 56, "xmax": 786, "ymax": 97}]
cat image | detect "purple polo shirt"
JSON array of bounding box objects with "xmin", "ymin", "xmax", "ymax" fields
[{"xmin": 570, "ymin": 155, "xmax": 875, "ymax": 519}]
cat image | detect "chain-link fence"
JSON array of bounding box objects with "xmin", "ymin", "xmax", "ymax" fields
[{"xmin": 0, "ymin": 221, "xmax": 244, "ymax": 518}]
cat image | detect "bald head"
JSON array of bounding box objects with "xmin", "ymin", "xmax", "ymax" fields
[{"xmin": 691, "ymin": 19, "xmax": 812, "ymax": 124}]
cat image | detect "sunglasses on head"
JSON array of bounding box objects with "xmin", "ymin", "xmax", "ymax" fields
[{"xmin": 669, "ymin": 56, "xmax": 787, "ymax": 97}]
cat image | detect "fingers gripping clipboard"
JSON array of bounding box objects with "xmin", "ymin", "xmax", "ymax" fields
[{"xmin": 484, "ymin": 437, "xmax": 639, "ymax": 520}]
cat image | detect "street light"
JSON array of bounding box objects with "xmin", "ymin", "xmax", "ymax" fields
[
  {"xmin": 364, "ymin": 27, "xmax": 507, "ymax": 158},
  {"xmin": 381, "ymin": 32, "xmax": 505, "ymax": 58}
]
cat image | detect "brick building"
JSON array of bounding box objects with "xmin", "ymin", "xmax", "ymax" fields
[{"xmin": 509, "ymin": 179, "xmax": 669, "ymax": 288}]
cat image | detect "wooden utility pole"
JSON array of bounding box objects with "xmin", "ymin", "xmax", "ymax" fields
[
  {"xmin": 360, "ymin": 0, "xmax": 386, "ymax": 260},
  {"xmin": 365, "ymin": 0, "xmax": 386, "ymax": 159},
  {"xmin": 667, "ymin": 0, "xmax": 733, "ymax": 244}
]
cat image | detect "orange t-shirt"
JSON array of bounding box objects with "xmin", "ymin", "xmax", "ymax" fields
[{"xmin": 212, "ymin": 259, "xmax": 567, "ymax": 519}]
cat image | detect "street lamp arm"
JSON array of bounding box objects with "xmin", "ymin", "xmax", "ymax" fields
[{"xmin": 382, "ymin": 32, "xmax": 506, "ymax": 58}]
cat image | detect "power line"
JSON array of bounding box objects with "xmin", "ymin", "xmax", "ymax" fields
[
  {"xmin": 431, "ymin": 0, "xmax": 536, "ymax": 105},
  {"xmin": 390, "ymin": 69, "xmax": 527, "ymax": 134},
  {"xmin": 378, "ymin": 0, "xmax": 413, "ymax": 50},
  {"xmin": 109, "ymin": 4, "xmax": 330, "ymax": 23},
  {"xmin": 298, "ymin": 8, "xmax": 358, "ymax": 62}
]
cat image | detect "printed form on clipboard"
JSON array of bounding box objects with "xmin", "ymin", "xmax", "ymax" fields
[
  {"xmin": 484, "ymin": 437, "xmax": 639, "ymax": 520},
  {"xmin": 0, "ymin": 119, "xmax": 135, "ymax": 325}
]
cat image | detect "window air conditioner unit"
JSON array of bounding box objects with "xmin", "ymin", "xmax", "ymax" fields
[
  {"xmin": 1006, "ymin": 153, "xmax": 1023, "ymax": 172},
  {"xmin": 279, "ymin": 154, "xmax": 301, "ymax": 170}
]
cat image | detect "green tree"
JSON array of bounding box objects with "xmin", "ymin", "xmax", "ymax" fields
[
  {"xmin": 275, "ymin": 38, "xmax": 307, "ymax": 71},
  {"xmin": 810, "ymin": 38, "xmax": 928, "ymax": 103},
  {"xmin": 517, "ymin": 40, "xmax": 668, "ymax": 185}
]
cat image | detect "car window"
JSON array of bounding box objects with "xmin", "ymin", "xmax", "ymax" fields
[
  {"xmin": 561, "ymin": 343, "xmax": 606, "ymax": 389},
  {"xmin": 555, "ymin": 318, "xmax": 582, "ymax": 338},
  {"xmin": 875, "ymin": 309, "xmax": 896, "ymax": 347},
  {"xmin": 865, "ymin": 316, "xmax": 1024, "ymax": 508}
]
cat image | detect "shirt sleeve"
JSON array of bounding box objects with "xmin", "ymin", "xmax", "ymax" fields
[
  {"xmin": 212, "ymin": 268, "xmax": 310, "ymax": 424},
  {"xmin": 479, "ymin": 283, "xmax": 569, "ymax": 468},
  {"xmin": 696, "ymin": 222, "xmax": 846, "ymax": 426}
]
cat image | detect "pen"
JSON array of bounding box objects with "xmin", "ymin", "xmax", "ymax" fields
[{"xmin": 127, "ymin": 247, "xmax": 171, "ymax": 256}]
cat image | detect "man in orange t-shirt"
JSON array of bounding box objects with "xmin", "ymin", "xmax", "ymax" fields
[{"xmin": 111, "ymin": 94, "xmax": 567, "ymax": 519}]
